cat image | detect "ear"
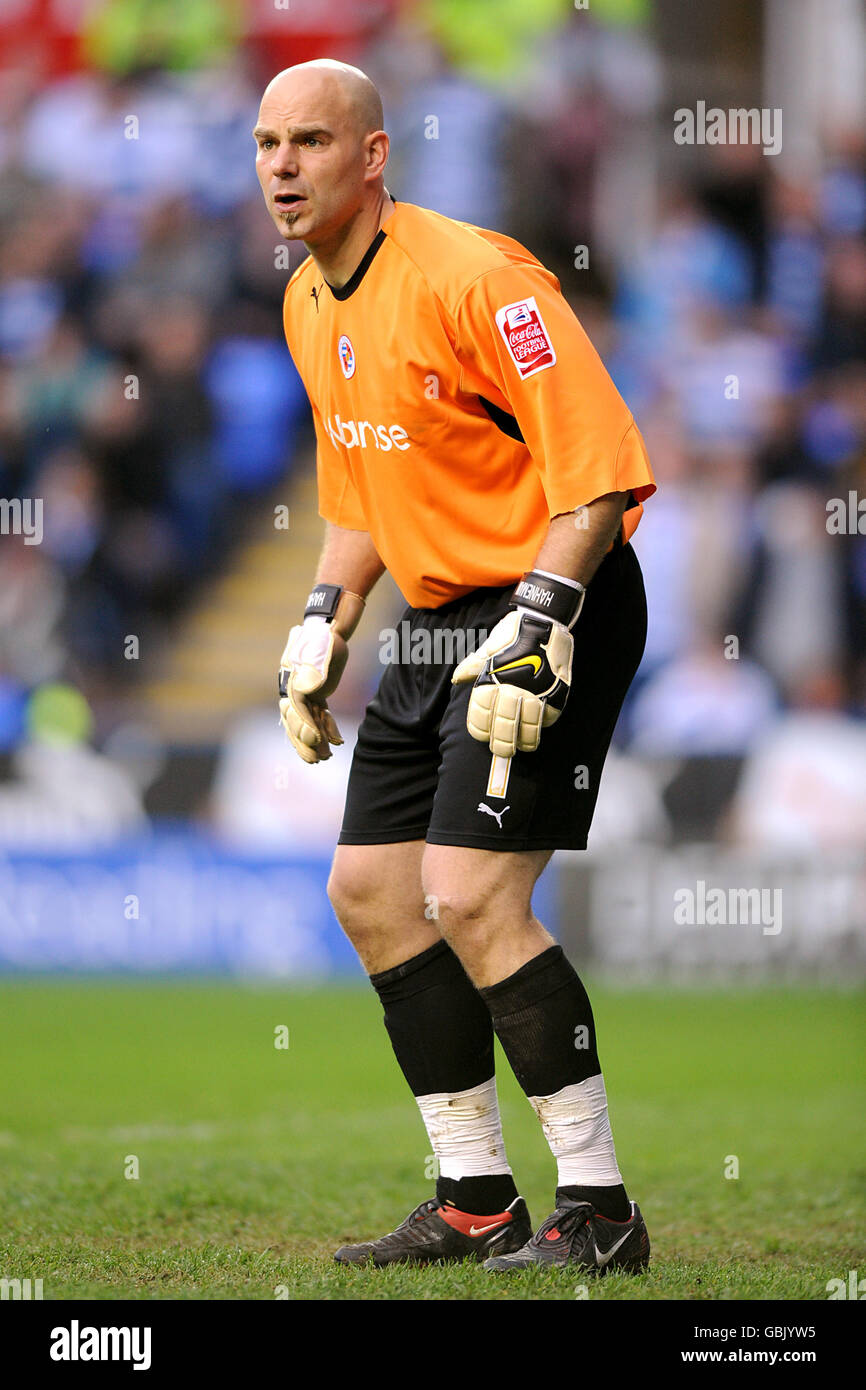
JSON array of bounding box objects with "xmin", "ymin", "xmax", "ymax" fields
[{"xmin": 364, "ymin": 128, "xmax": 389, "ymax": 179}]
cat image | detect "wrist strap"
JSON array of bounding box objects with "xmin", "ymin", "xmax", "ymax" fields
[
  {"xmin": 304, "ymin": 583, "xmax": 365, "ymax": 639},
  {"xmin": 304, "ymin": 583, "xmax": 343, "ymax": 620},
  {"xmin": 510, "ymin": 570, "xmax": 585, "ymax": 629}
]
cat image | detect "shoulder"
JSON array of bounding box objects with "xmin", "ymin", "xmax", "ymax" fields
[{"xmin": 383, "ymin": 202, "xmax": 560, "ymax": 315}]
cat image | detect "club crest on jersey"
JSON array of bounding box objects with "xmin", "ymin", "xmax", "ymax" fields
[
  {"xmin": 495, "ymin": 296, "xmax": 556, "ymax": 379},
  {"xmin": 338, "ymin": 334, "xmax": 356, "ymax": 379}
]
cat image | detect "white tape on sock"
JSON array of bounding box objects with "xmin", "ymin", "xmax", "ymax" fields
[
  {"xmin": 416, "ymin": 1076, "xmax": 512, "ymax": 1179},
  {"xmin": 528, "ymin": 1074, "xmax": 623, "ymax": 1186}
]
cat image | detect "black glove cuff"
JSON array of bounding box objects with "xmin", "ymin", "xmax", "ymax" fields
[
  {"xmin": 510, "ymin": 570, "xmax": 585, "ymax": 629},
  {"xmin": 304, "ymin": 583, "xmax": 343, "ymax": 621}
]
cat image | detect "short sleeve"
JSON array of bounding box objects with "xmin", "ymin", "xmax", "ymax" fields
[
  {"xmin": 453, "ymin": 264, "xmax": 656, "ymax": 517},
  {"xmin": 311, "ymin": 400, "xmax": 368, "ymax": 530}
]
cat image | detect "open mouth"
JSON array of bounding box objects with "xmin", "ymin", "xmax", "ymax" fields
[{"xmin": 274, "ymin": 193, "xmax": 306, "ymax": 210}]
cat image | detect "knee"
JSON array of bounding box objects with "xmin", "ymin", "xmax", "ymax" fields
[
  {"xmin": 327, "ymin": 864, "xmax": 387, "ymax": 964},
  {"xmin": 327, "ymin": 849, "xmax": 444, "ymax": 974},
  {"xmin": 326, "ymin": 858, "xmax": 373, "ymax": 933},
  {"xmin": 426, "ymin": 876, "xmax": 540, "ymax": 964},
  {"xmin": 428, "ymin": 885, "xmax": 496, "ymax": 947},
  {"xmin": 327, "ymin": 850, "xmax": 428, "ymax": 958}
]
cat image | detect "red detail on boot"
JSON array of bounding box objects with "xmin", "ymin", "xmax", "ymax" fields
[{"xmin": 437, "ymin": 1205, "xmax": 513, "ymax": 1238}]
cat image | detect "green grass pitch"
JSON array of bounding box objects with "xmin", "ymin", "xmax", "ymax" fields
[{"xmin": 1, "ymin": 980, "xmax": 863, "ymax": 1300}]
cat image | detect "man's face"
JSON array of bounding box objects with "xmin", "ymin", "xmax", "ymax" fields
[{"xmin": 254, "ymin": 74, "xmax": 370, "ymax": 245}]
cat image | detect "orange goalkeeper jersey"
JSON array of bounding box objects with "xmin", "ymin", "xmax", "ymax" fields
[{"xmin": 282, "ymin": 200, "xmax": 656, "ymax": 608}]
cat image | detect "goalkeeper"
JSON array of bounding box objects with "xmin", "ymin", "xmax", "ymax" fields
[{"xmin": 259, "ymin": 58, "xmax": 656, "ymax": 1274}]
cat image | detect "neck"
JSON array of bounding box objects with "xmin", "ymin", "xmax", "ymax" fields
[{"xmin": 309, "ymin": 190, "xmax": 395, "ymax": 289}]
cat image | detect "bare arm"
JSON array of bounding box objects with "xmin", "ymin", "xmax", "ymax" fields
[
  {"xmin": 314, "ymin": 522, "xmax": 386, "ymax": 600},
  {"xmin": 532, "ymin": 492, "xmax": 629, "ymax": 588}
]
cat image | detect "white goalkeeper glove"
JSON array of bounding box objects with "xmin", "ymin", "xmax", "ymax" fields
[
  {"xmin": 278, "ymin": 583, "xmax": 364, "ymax": 764},
  {"xmin": 451, "ymin": 570, "xmax": 585, "ymax": 757}
]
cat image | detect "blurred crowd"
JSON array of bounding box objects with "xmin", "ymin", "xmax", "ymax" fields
[
  {"xmin": 0, "ymin": 50, "xmax": 313, "ymax": 740},
  {"xmin": 0, "ymin": 0, "xmax": 864, "ymax": 849}
]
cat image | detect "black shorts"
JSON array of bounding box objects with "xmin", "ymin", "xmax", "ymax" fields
[{"xmin": 338, "ymin": 541, "xmax": 647, "ymax": 852}]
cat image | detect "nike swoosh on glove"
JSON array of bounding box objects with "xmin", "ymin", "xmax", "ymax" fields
[
  {"xmin": 451, "ymin": 608, "xmax": 574, "ymax": 757},
  {"xmin": 278, "ymin": 618, "xmax": 348, "ymax": 764}
]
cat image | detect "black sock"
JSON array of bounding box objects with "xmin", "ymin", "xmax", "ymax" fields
[
  {"xmin": 369, "ymin": 940, "xmax": 518, "ymax": 1215},
  {"xmin": 370, "ymin": 939, "xmax": 495, "ymax": 1094},
  {"xmin": 480, "ymin": 945, "xmax": 629, "ymax": 1222},
  {"xmin": 558, "ymin": 1182, "xmax": 630, "ymax": 1223},
  {"xmin": 436, "ymin": 1173, "xmax": 520, "ymax": 1216},
  {"xmin": 480, "ymin": 944, "xmax": 601, "ymax": 1094}
]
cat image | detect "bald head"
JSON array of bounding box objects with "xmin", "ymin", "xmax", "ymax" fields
[
  {"xmin": 261, "ymin": 60, "xmax": 384, "ymax": 141},
  {"xmin": 254, "ymin": 59, "xmax": 391, "ymax": 260}
]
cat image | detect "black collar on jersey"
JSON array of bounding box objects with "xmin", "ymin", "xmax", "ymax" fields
[{"xmin": 324, "ymin": 221, "xmax": 389, "ymax": 301}]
